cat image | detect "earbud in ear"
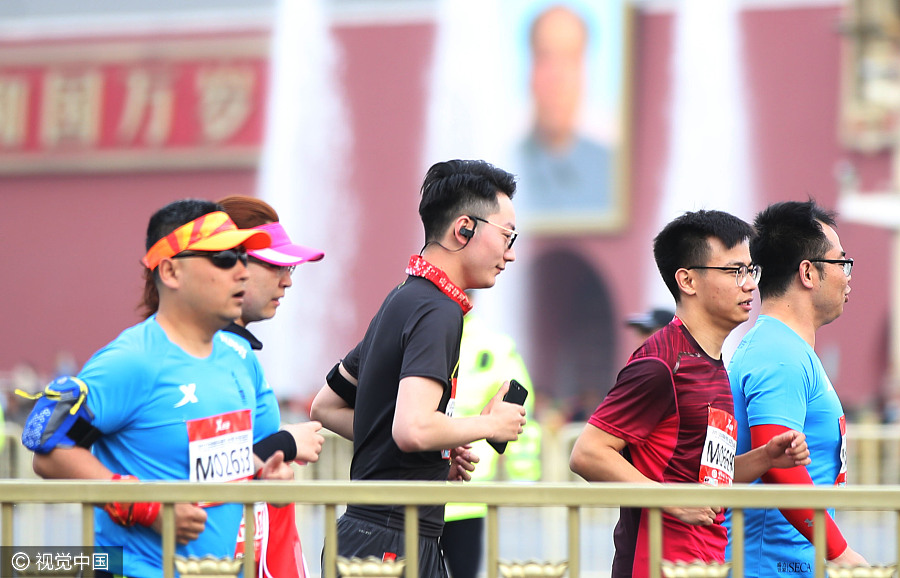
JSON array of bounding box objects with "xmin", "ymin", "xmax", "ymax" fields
[{"xmin": 459, "ymin": 227, "xmax": 474, "ymax": 239}]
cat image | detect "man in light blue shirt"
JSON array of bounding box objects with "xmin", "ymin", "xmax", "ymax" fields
[{"xmin": 726, "ymin": 200, "xmax": 866, "ymax": 575}]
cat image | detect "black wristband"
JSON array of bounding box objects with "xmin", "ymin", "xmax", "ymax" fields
[
  {"xmin": 253, "ymin": 430, "xmax": 297, "ymax": 462},
  {"xmin": 326, "ymin": 362, "xmax": 357, "ymax": 408}
]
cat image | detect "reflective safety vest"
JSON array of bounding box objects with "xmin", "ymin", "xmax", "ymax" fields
[{"xmin": 445, "ymin": 316, "xmax": 542, "ymax": 522}]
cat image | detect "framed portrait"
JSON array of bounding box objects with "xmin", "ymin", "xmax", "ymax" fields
[
  {"xmin": 837, "ymin": 0, "xmax": 900, "ymax": 154},
  {"xmin": 505, "ymin": 0, "xmax": 634, "ymax": 235}
]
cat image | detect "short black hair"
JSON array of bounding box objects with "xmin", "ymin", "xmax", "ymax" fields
[
  {"xmin": 653, "ymin": 210, "xmax": 755, "ymax": 302},
  {"xmin": 751, "ymin": 199, "xmax": 837, "ymax": 300},
  {"xmin": 418, "ymin": 160, "xmax": 516, "ymax": 243}
]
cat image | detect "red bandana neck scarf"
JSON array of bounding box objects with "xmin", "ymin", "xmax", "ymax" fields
[{"xmin": 406, "ymin": 255, "xmax": 473, "ymax": 314}]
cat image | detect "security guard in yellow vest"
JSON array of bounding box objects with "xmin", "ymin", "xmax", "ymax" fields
[{"xmin": 442, "ymin": 315, "xmax": 541, "ymax": 578}]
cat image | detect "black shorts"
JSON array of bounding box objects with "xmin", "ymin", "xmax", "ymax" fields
[{"xmin": 326, "ymin": 514, "xmax": 449, "ymax": 578}]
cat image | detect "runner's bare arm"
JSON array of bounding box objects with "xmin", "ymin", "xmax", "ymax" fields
[
  {"xmin": 310, "ymin": 363, "xmax": 357, "ymax": 440},
  {"xmin": 570, "ymin": 424, "xmax": 721, "ymax": 526},
  {"xmin": 35, "ymin": 447, "xmax": 207, "ymax": 544}
]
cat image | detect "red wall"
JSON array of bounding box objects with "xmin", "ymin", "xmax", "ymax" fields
[{"xmin": 334, "ymin": 22, "xmax": 435, "ymax": 324}]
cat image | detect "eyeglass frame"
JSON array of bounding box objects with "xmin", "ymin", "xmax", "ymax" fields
[
  {"xmin": 469, "ymin": 215, "xmax": 518, "ymax": 249},
  {"xmin": 249, "ymin": 255, "xmax": 296, "ymax": 276},
  {"xmin": 172, "ymin": 248, "xmax": 248, "ymax": 269},
  {"xmin": 807, "ymin": 258, "xmax": 853, "ymax": 277},
  {"xmin": 684, "ymin": 263, "xmax": 762, "ymax": 287}
]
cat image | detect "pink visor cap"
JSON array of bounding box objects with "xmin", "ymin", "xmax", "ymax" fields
[{"xmin": 248, "ymin": 222, "xmax": 324, "ymax": 266}]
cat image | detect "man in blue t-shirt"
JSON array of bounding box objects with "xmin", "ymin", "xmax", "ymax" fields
[
  {"xmin": 727, "ymin": 200, "xmax": 867, "ymax": 575},
  {"xmin": 25, "ymin": 200, "xmax": 295, "ymax": 578}
]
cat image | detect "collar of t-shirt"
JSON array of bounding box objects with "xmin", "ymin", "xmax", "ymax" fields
[
  {"xmin": 222, "ymin": 321, "xmax": 263, "ymax": 350},
  {"xmin": 406, "ymin": 254, "xmax": 473, "ymax": 314}
]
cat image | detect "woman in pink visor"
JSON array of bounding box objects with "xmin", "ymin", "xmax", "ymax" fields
[{"xmin": 219, "ymin": 195, "xmax": 325, "ymax": 578}]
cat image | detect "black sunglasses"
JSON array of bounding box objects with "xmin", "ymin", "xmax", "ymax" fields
[{"xmin": 173, "ymin": 249, "xmax": 248, "ymax": 269}]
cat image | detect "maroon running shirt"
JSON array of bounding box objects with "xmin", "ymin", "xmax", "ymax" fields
[{"xmin": 588, "ymin": 318, "xmax": 734, "ymax": 578}]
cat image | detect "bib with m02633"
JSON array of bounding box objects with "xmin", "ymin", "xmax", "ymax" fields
[
  {"xmin": 700, "ymin": 407, "xmax": 737, "ymax": 486},
  {"xmin": 187, "ymin": 409, "xmax": 254, "ymax": 501}
]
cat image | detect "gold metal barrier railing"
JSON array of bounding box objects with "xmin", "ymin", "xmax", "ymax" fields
[{"xmin": 1, "ymin": 481, "xmax": 900, "ymax": 578}]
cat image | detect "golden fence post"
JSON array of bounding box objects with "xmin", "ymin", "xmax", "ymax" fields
[
  {"xmin": 2, "ymin": 502, "xmax": 12, "ymax": 548},
  {"xmin": 1, "ymin": 503, "xmax": 12, "ymax": 578},
  {"xmin": 81, "ymin": 503, "xmax": 94, "ymax": 578},
  {"xmin": 162, "ymin": 503, "xmax": 176, "ymax": 578},
  {"xmin": 404, "ymin": 504, "xmax": 418, "ymax": 578},
  {"xmin": 488, "ymin": 505, "xmax": 499, "ymax": 578},
  {"xmin": 648, "ymin": 507, "xmax": 662, "ymax": 578},
  {"xmin": 856, "ymin": 414, "xmax": 880, "ymax": 485},
  {"xmin": 814, "ymin": 509, "xmax": 826, "ymax": 578},
  {"xmin": 80, "ymin": 504, "xmax": 93, "ymax": 547},
  {"xmin": 242, "ymin": 502, "xmax": 254, "ymax": 578},
  {"xmin": 731, "ymin": 507, "xmax": 744, "ymax": 578},
  {"xmin": 567, "ymin": 506, "xmax": 579, "ymax": 578},
  {"xmin": 324, "ymin": 504, "xmax": 338, "ymax": 578}
]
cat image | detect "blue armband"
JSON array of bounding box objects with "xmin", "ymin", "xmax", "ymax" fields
[{"xmin": 18, "ymin": 376, "xmax": 102, "ymax": 454}]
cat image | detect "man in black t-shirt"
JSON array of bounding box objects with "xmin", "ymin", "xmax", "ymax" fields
[{"xmin": 311, "ymin": 160, "xmax": 528, "ymax": 578}]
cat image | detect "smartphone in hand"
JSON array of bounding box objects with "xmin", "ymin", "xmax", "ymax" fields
[{"xmin": 488, "ymin": 380, "xmax": 528, "ymax": 455}]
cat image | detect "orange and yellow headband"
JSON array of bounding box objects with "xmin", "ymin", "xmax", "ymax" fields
[{"xmin": 141, "ymin": 211, "xmax": 271, "ymax": 271}]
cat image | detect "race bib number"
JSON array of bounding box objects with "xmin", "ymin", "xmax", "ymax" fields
[
  {"xmin": 699, "ymin": 407, "xmax": 737, "ymax": 486},
  {"xmin": 442, "ymin": 377, "xmax": 458, "ymax": 460},
  {"xmin": 235, "ymin": 502, "xmax": 268, "ymax": 563},
  {"xmin": 836, "ymin": 415, "xmax": 847, "ymax": 486},
  {"xmin": 187, "ymin": 409, "xmax": 254, "ymax": 484}
]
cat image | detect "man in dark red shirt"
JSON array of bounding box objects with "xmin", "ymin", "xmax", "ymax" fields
[{"xmin": 569, "ymin": 210, "xmax": 810, "ymax": 578}]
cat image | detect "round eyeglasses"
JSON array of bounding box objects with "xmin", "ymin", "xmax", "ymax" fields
[
  {"xmin": 469, "ymin": 216, "xmax": 518, "ymax": 250},
  {"xmin": 808, "ymin": 258, "xmax": 853, "ymax": 277},
  {"xmin": 685, "ymin": 264, "xmax": 762, "ymax": 287},
  {"xmin": 250, "ymin": 256, "xmax": 296, "ymax": 276}
]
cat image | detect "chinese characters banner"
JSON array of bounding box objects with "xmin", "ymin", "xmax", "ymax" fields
[{"xmin": 0, "ymin": 34, "xmax": 269, "ymax": 172}]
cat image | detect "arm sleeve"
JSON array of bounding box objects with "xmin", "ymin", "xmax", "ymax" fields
[
  {"xmin": 751, "ymin": 424, "xmax": 847, "ymax": 560},
  {"xmin": 253, "ymin": 430, "xmax": 297, "ymax": 462},
  {"xmin": 326, "ymin": 362, "xmax": 357, "ymax": 407}
]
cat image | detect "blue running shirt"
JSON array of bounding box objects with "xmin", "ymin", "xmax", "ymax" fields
[
  {"xmin": 79, "ymin": 316, "xmax": 266, "ymax": 578},
  {"xmin": 217, "ymin": 329, "xmax": 281, "ymax": 444},
  {"xmin": 726, "ymin": 316, "xmax": 847, "ymax": 578}
]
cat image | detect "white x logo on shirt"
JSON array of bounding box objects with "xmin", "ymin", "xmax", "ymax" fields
[{"xmin": 174, "ymin": 383, "xmax": 199, "ymax": 408}]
